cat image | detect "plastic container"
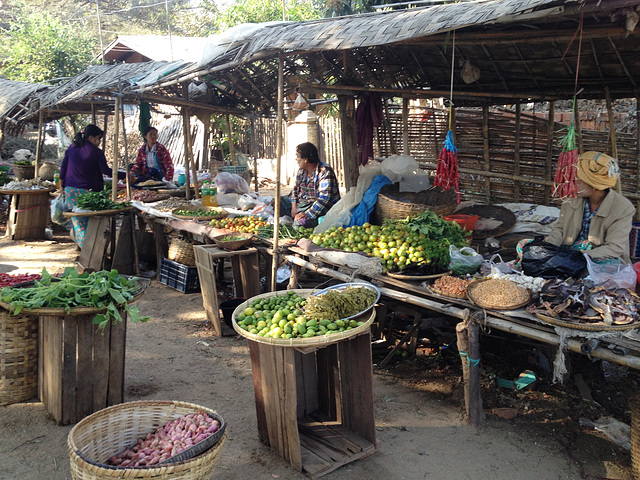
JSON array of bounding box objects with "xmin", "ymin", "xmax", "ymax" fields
[
  {"xmin": 443, "ymin": 214, "xmax": 479, "ymax": 231},
  {"xmin": 220, "ymin": 298, "xmax": 246, "ymax": 328},
  {"xmin": 159, "ymin": 257, "xmax": 200, "ymax": 293}
]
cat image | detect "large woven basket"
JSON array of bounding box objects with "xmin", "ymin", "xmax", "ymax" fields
[
  {"xmin": 374, "ymin": 183, "xmax": 458, "ymax": 223},
  {"xmin": 168, "ymin": 238, "xmax": 196, "ymax": 266},
  {"xmin": 68, "ymin": 400, "xmax": 226, "ymax": 480},
  {"xmin": 632, "ymin": 395, "xmax": 640, "ymax": 480},
  {"xmin": 0, "ymin": 309, "xmax": 38, "ymax": 405}
]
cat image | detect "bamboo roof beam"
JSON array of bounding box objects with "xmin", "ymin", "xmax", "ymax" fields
[
  {"xmin": 608, "ymin": 37, "xmax": 638, "ymax": 89},
  {"xmin": 513, "ymin": 44, "xmax": 540, "ymax": 89},
  {"xmin": 239, "ymin": 71, "xmax": 276, "ymax": 111},
  {"xmin": 481, "ymin": 44, "xmax": 510, "ymax": 92}
]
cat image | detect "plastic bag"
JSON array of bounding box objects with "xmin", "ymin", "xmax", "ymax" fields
[
  {"xmin": 50, "ymin": 194, "xmax": 70, "ymax": 225},
  {"xmin": 213, "ymin": 172, "xmax": 250, "ymax": 194},
  {"xmin": 584, "ymin": 254, "xmax": 636, "ymax": 289},
  {"xmin": 380, "ymin": 155, "xmax": 430, "ymax": 193},
  {"xmin": 238, "ymin": 193, "xmax": 257, "ymax": 211},
  {"xmin": 449, "ymin": 245, "xmax": 483, "ymax": 275},
  {"xmin": 521, "ymin": 237, "xmax": 587, "ymax": 278}
]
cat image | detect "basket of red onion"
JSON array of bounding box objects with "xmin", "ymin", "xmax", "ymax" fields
[{"xmin": 67, "ymin": 400, "xmax": 226, "ymax": 480}]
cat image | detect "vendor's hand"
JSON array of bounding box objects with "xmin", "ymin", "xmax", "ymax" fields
[{"xmin": 294, "ymin": 212, "xmax": 306, "ymax": 222}]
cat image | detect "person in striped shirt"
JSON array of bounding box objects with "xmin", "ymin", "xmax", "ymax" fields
[{"xmin": 285, "ymin": 142, "xmax": 340, "ymax": 228}]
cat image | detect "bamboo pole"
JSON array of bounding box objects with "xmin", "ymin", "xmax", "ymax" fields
[
  {"xmin": 112, "ymin": 97, "xmax": 121, "ymax": 202},
  {"xmin": 120, "ymin": 100, "xmax": 131, "ymax": 201},
  {"xmin": 225, "ymin": 114, "xmax": 236, "ymax": 165},
  {"xmin": 574, "ymin": 99, "xmax": 583, "ymax": 153},
  {"xmin": 636, "ymin": 93, "xmax": 640, "ymax": 218},
  {"xmin": 181, "ymin": 83, "xmax": 199, "ymax": 200},
  {"xmin": 605, "ymin": 87, "xmax": 622, "ymax": 194},
  {"xmin": 270, "ymin": 52, "xmax": 285, "ymax": 292},
  {"xmin": 456, "ymin": 312, "xmax": 484, "ymax": 426},
  {"xmin": 544, "ymin": 101, "xmax": 555, "ymax": 205},
  {"xmin": 482, "ymin": 106, "xmax": 490, "ymax": 202},
  {"xmin": 34, "ymin": 110, "xmax": 44, "ymax": 179},
  {"xmin": 102, "ymin": 109, "xmax": 108, "ymax": 152},
  {"xmin": 91, "ymin": 104, "xmax": 96, "ymax": 124},
  {"xmin": 402, "ymin": 97, "xmax": 409, "ymax": 155},
  {"xmin": 514, "ymin": 102, "xmax": 521, "ymax": 202}
]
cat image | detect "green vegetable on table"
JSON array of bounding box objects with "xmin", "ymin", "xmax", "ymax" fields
[
  {"xmin": 257, "ymin": 224, "xmax": 314, "ymax": 240},
  {"xmin": 13, "ymin": 160, "xmax": 32, "ymax": 166},
  {"xmin": 76, "ymin": 189, "xmax": 130, "ymax": 211},
  {"xmin": 174, "ymin": 208, "xmax": 222, "ymax": 217},
  {"xmin": 0, "ymin": 268, "xmax": 149, "ymax": 331},
  {"xmin": 0, "ymin": 171, "xmax": 10, "ymax": 186}
]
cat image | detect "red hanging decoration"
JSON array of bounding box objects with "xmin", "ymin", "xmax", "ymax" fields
[{"xmin": 434, "ymin": 130, "xmax": 460, "ymax": 204}]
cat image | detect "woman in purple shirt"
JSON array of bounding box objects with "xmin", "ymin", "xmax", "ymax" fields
[{"xmin": 60, "ymin": 124, "xmax": 125, "ymax": 248}]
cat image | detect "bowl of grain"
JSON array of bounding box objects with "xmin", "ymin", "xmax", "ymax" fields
[{"xmin": 466, "ymin": 278, "xmax": 531, "ymax": 310}]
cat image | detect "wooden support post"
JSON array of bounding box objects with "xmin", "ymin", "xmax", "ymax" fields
[
  {"xmin": 338, "ymin": 95, "xmax": 358, "ymax": 189},
  {"xmin": 225, "ymin": 114, "xmax": 236, "ymax": 165},
  {"xmin": 270, "ymin": 52, "xmax": 285, "ymax": 292},
  {"xmin": 120, "ymin": 100, "xmax": 131, "ymax": 201},
  {"xmin": 637, "ymin": 93, "xmax": 640, "ymax": 218},
  {"xmin": 35, "ymin": 110, "xmax": 44, "ymax": 179},
  {"xmin": 482, "ymin": 106, "xmax": 490, "ymax": 203},
  {"xmin": 112, "ymin": 97, "xmax": 121, "ymax": 202},
  {"xmin": 605, "ymin": 87, "xmax": 622, "ymax": 194},
  {"xmin": 288, "ymin": 263, "xmax": 301, "ymax": 290},
  {"xmin": 91, "ymin": 104, "xmax": 96, "ymax": 124},
  {"xmin": 182, "ymin": 84, "xmax": 199, "ymax": 200},
  {"xmin": 402, "ymin": 97, "xmax": 409, "ymax": 155},
  {"xmin": 202, "ymin": 114, "xmax": 211, "ymax": 171},
  {"xmin": 514, "ymin": 102, "xmax": 521, "ymax": 202},
  {"xmin": 456, "ymin": 311, "xmax": 484, "ymax": 426},
  {"xmin": 251, "ymin": 117, "xmax": 259, "ymax": 192},
  {"xmin": 102, "ymin": 109, "xmax": 108, "ymax": 152},
  {"xmin": 544, "ymin": 100, "xmax": 555, "ymax": 205}
]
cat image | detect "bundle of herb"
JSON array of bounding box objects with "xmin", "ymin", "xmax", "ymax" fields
[
  {"xmin": 76, "ymin": 190, "xmax": 130, "ymax": 211},
  {"xmin": 0, "ymin": 268, "xmax": 149, "ymax": 331}
]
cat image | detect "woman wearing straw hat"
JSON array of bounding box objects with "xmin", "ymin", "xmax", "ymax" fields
[{"xmin": 544, "ymin": 151, "xmax": 635, "ymax": 264}]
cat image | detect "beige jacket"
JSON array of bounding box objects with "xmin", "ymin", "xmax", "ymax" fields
[{"xmin": 545, "ymin": 191, "xmax": 635, "ymax": 263}]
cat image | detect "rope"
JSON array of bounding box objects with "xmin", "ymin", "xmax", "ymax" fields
[
  {"xmin": 15, "ymin": 203, "xmax": 49, "ymax": 213},
  {"xmin": 459, "ymin": 350, "xmax": 480, "ymax": 367}
]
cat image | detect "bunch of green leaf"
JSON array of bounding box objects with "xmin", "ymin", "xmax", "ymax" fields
[
  {"xmin": 257, "ymin": 224, "xmax": 314, "ymax": 240},
  {"xmin": 76, "ymin": 190, "xmax": 130, "ymax": 211},
  {"xmin": 0, "ymin": 171, "xmax": 11, "ymax": 186},
  {"xmin": 0, "ymin": 268, "xmax": 149, "ymax": 331},
  {"xmin": 393, "ymin": 209, "xmax": 470, "ymax": 244},
  {"xmin": 14, "ymin": 160, "xmax": 32, "ymax": 166}
]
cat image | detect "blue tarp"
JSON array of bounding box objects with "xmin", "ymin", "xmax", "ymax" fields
[{"xmin": 348, "ymin": 174, "xmax": 392, "ymax": 227}]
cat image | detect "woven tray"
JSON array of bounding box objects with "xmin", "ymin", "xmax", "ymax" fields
[
  {"xmin": 0, "ymin": 279, "xmax": 148, "ymax": 316},
  {"xmin": 454, "ymin": 204, "xmax": 516, "ymax": 239},
  {"xmin": 535, "ymin": 312, "xmax": 640, "ymax": 332},
  {"xmin": 0, "ymin": 187, "xmax": 56, "ymax": 195},
  {"xmin": 212, "ymin": 233, "xmax": 253, "ymax": 251},
  {"xmin": 136, "ymin": 193, "xmax": 170, "ymax": 203},
  {"xmin": 68, "ymin": 400, "xmax": 226, "ymax": 479},
  {"xmin": 63, "ymin": 206, "xmax": 135, "ymax": 217},
  {"xmin": 466, "ymin": 278, "xmax": 532, "ymax": 310},
  {"xmin": 374, "ymin": 184, "xmax": 457, "ymax": 223},
  {"xmin": 232, "ymin": 289, "xmax": 376, "ymax": 348},
  {"xmin": 428, "ymin": 284, "xmax": 468, "ymax": 299},
  {"xmin": 172, "ymin": 207, "xmax": 227, "ymax": 221}
]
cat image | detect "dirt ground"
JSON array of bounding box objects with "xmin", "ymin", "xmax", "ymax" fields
[{"xmin": 0, "ymin": 224, "xmax": 638, "ymax": 480}]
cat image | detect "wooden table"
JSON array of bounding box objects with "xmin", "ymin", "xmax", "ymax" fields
[
  {"xmin": 63, "ymin": 207, "xmax": 139, "ymax": 274},
  {"xmin": 2, "ymin": 188, "xmax": 55, "ymax": 240},
  {"xmin": 247, "ymin": 331, "xmax": 377, "ymax": 478}
]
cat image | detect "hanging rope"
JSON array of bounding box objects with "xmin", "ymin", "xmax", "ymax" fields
[{"xmin": 434, "ymin": 30, "xmax": 460, "ymax": 203}]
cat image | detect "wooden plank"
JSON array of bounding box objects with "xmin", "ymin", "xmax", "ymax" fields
[
  {"xmin": 249, "ymin": 341, "xmax": 270, "ymax": 444},
  {"xmin": 78, "ymin": 216, "xmax": 110, "ymax": 272},
  {"xmin": 300, "ymin": 351, "xmax": 319, "ymax": 417},
  {"xmin": 61, "ymin": 316, "xmax": 78, "ymax": 426},
  {"xmin": 282, "ymin": 347, "xmax": 302, "ymax": 471},
  {"xmin": 38, "ymin": 316, "xmax": 43, "ymax": 401},
  {"xmin": 316, "ymin": 344, "xmax": 340, "ymax": 421},
  {"xmin": 150, "ymin": 219, "xmax": 169, "ymax": 278},
  {"xmin": 107, "ymin": 312, "xmax": 127, "ymax": 405},
  {"xmin": 258, "ymin": 343, "xmax": 281, "ymax": 451},
  {"xmin": 76, "ymin": 315, "xmax": 94, "ymax": 422},
  {"xmin": 339, "ymin": 333, "xmax": 376, "ymax": 443},
  {"xmin": 194, "ymin": 245, "xmax": 222, "ymax": 335},
  {"xmin": 111, "ymin": 214, "xmax": 135, "ymax": 274},
  {"xmin": 42, "ymin": 314, "xmax": 63, "ymax": 424},
  {"xmin": 300, "ymin": 444, "xmax": 333, "ymax": 477},
  {"xmin": 93, "ymin": 320, "xmax": 111, "ymax": 412},
  {"xmin": 230, "ymin": 257, "xmax": 244, "ymax": 297},
  {"xmin": 238, "ymin": 252, "xmax": 261, "ymax": 298},
  {"xmin": 299, "ymin": 420, "xmax": 361, "ymax": 454}
]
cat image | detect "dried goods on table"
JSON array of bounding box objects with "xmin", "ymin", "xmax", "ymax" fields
[
  {"xmin": 467, "ymin": 278, "xmax": 531, "ymax": 310},
  {"xmin": 430, "ymin": 275, "xmax": 473, "ymax": 298},
  {"xmin": 526, "ymin": 278, "xmax": 640, "ymax": 326}
]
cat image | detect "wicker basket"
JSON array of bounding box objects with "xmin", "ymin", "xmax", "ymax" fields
[
  {"xmin": 212, "ymin": 233, "xmax": 253, "ymax": 251},
  {"xmin": 168, "ymin": 238, "xmax": 196, "ymax": 266},
  {"xmin": 0, "ymin": 310, "xmax": 38, "ymax": 405},
  {"xmin": 68, "ymin": 400, "xmax": 226, "ymax": 480},
  {"xmin": 374, "ymin": 184, "xmax": 457, "ymax": 223},
  {"xmin": 632, "ymin": 395, "xmax": 640, "ymax": 480},
  {"xmin": 12, "ymin": 164, "xmax": 35, "ymax": 181}
]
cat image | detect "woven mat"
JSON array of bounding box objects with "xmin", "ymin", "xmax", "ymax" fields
[{"xmin": 455, "ymin": 204, "xmax": 516, "ymax": 239}]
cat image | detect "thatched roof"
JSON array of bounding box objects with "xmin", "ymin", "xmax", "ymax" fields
[
  {"xmin": 140, "ymin": 0, "xmax": 640, "ymax": 113},
  {"xmin": 0, "ymin": 78, "xmax": 49, "ymax": 134}
]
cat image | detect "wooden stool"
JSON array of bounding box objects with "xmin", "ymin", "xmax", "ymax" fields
[{"xmin": 194, "ymin": 245, "xmax": 261, "ymax": 336}]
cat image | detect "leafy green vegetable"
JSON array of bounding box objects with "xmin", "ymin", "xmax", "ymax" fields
[
  {"xmin": 0, "ymin": 171, "xmax": 11, "ymax": 186},
  {"xmin": 0, "ymin": 268, "xmax": 149, "ymax": 331},
  {"xmin": 76, "ymin": 190, "xmax": 130, "ymax": 211},
  {"xmin": 257, "ymin": 224, "xmax": 314, "ymax": 240}
]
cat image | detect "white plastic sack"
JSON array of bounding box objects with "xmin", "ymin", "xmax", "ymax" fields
[
  {"xmin": 584, "ymin": 254, "xmax": 637, "ymax": 290},
  {"xmin": 213, "ymin": 172, "xmax": 250, "ymax": 194},
  {"xmin": 380, "ymin": 155, "xmax": 430, "ymax": 193},
  {"xmin": 315, "ymin": 251, "xmax": 382, "ymax": 277},
  {"xmin": 314, "ymin": 162, "xmax": 383, "ymax": 233},
  {"xmin": 238, "ymin": 193, "xmax": 257, "ymax": 211},
  {"xmin": 215, "ymin": 193, "xmax": 239, "ymax": 207}
]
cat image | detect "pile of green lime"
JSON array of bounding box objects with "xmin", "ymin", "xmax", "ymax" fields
[{"xmin": 235, "ymin": 291, "xmax": 366, "ymax": 339}]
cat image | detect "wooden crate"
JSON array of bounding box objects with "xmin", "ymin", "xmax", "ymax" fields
[
  {"xmin": 247, "ymin": 331, "xmax": 377, "ymax": 478},
  {"xmin": 38, "ymin": 311, "xmax": 127, "ymax": 425},
  {"xmin": 194, "ymin": 245, "xmax": 261, "ymax": 336},
  {"xmin": 7, "ymin": 191, "xmax": 51, "ymax": 240}
]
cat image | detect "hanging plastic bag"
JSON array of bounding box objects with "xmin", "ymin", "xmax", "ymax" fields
[
  {"xmin": 213, "ymin": 172, "xmax": 250, "ymax": 194},
  {"xmin": 449, "ymin": 245, "xmax": 483, "ymax": 275},
  {"xmin": 50, "ymin": 194, "xmax": 70, "ymax": 226},
  {"xmin": 584, "ymin": 254, "xmax": 636, "ymax": 290},
  {"xmin": 521, "ymin": 236, "xmax": 586, "ymax": 278}
]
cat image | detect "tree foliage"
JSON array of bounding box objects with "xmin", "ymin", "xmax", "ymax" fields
[
  {"xmin": 0, "ymin": 8, "xmax": 95, "ymax": 83},
  {"xmin": 216, "ymin": 0, "xmax": 321, "ymax": 32}
]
